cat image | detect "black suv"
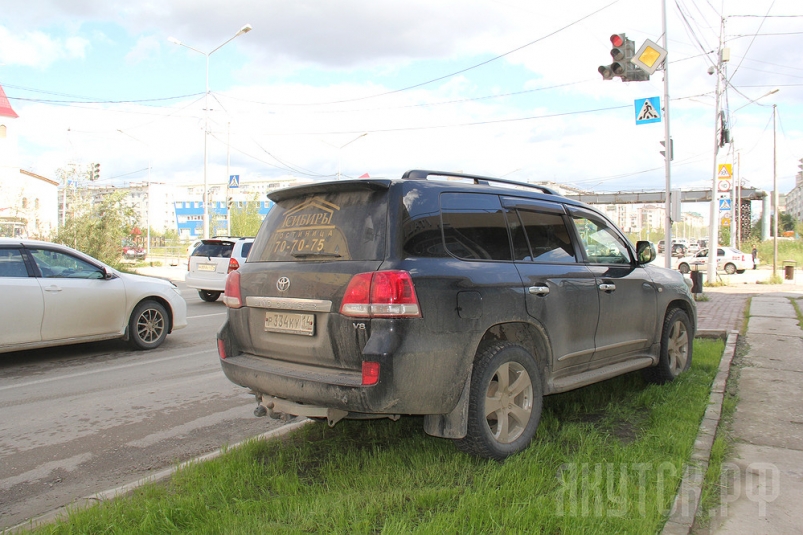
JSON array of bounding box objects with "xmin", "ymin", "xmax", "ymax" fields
[{"xmin": 217, "ymin": 170, "xmax": 696, "ymax": 460}]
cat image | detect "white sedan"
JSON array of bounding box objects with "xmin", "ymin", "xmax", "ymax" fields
[
  {"xmin": 0, "ymin": 238, "xmax": 187, "ymax": 353},
  {"xmin": 676, "ymin": 246, "xmax": 754, "ymax": 275}
]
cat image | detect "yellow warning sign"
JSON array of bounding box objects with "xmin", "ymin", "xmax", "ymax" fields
[
  {"xmin": 717, "ymin": 163, "xmax": 732, "ymax": 179},
  {"xmin": 721, "ymin": 216, "xmax": 731, "ymax": 228}
]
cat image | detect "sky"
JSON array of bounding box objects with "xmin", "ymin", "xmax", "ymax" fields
[{"xmin": 1, "ymin": 0, "xmax": 801, "ymax": 208}]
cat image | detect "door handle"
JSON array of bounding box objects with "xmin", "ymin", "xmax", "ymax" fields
[
  {"xmin": 598, "ymin": 283, "xmax": 616, "ymax": 292},
  {"xmin": 528, "ymin": 285, "xmax": 550, "ymax": 296},
  {"xmin": 43, "ymin": 285, "xmax": 62, "ymax": 293}
]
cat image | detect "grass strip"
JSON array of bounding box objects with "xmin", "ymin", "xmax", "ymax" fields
[{"xmin": 33, "ymin": 339, "xmax": 724, "ymax": 535}]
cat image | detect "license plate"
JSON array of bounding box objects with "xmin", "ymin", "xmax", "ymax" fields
[
  {"xmin": 198, "ymin": 263, "xmax": 217, "ymax": 272},
  {"xmin": 265, "ymin": 312, "xmax": 315, "ymax": 336}
]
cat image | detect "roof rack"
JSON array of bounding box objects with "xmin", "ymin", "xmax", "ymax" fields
[{"xmin": 401, "ymin": 169, "xmax": 559, "ymax": 196}]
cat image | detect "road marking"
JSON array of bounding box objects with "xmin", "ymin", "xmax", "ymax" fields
[
  {"xmin": 127, "ymin": 406, "xmax": 251, "ymax": 448},
  {"xmin": 0, "ymin": 350, "xmax": 214, "ymax": 393},
  {"xmin": 187, "ymin": 312, "xmax": 226, "ymax": 319},
  {"xmin": 0, "ymin": 452, "xmax": 92, "ymax": 491}
]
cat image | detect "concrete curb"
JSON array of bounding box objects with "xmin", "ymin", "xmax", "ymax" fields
[
  {"xmin": 8, "ymin": 419, "xmax": 311, "ymax": 533},
  {"xmin": 662, "ymin": 330, "xmax": 739, "ymax": 535}
]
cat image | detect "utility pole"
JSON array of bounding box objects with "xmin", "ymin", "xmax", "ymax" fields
[
  {"xmin": 707, "ymin": 16, "xmax": 726, "ymax": 284},
  {"xmin": 773, "ymin": 104, "xmax": 778, "ymax": 278}
]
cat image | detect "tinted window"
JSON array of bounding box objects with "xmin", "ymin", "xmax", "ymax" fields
[
  {"xmin": 571, "ymin": 214, "xmax": 631, "ymax": 265},
  {"xmin": 240, "ymin": 242, "xmax": 253, "ymax": 258},
  {"xmin": 193, "ymin": 241, "xmax": 234, "ymax": 258},
  {"xmin": 0, "ymin": 248, "xmax": 28, "ymax": 277},
  {"xmin": 251, "ymin": 188, "xmax": 387, "ymax": 262},
  {"xmin": 441, "ymin": 193, "xmax": 511, "ymax": 261},
  {"xmin": 512, "ymin": 209, "xmax": 576, "ymax": 263}
]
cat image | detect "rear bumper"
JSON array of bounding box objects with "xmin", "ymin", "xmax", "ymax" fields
[
  {"xmin": 217, "ymin": 318, "xmax": 474, "ymax": 416},
  {"xmin": 185, "ymin": 273, "xmax": 226, "ymax": 292}
]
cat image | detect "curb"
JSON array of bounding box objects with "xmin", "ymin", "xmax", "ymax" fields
[
  {"xmin": 661, "ymin": 330, "xmax": 739, "ymax": 535},
  {"xmin": 8, "ymin": 419, "xmax": 311, "ymax": 533}
]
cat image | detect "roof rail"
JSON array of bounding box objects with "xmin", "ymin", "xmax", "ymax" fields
[{"xmin": 401, "ymin": 169, "xmax": 559, "ymax": 196}]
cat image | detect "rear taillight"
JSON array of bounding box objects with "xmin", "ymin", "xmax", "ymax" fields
[
  {"xmin": 340, "ymin": 270, "xmax": 421, "ymax": 318},
  {"xmin": 217, "ymin": 339, "xmax": 227, "ymax": 359},
  {"xmin": 228, "ymin": 258, "xmax": 240, "ymax": 274},
  {"xmin": 222, "ymin": 270, "xmax": 242, "ymax": 308},
  {"xmin": 362, "ymin": 361, "xmax": 380, "ymax": 385}
]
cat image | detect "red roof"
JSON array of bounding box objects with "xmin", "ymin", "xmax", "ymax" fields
[{"xmin": 0, "ymin": 84, "xmax": 18, "ymax": 119}]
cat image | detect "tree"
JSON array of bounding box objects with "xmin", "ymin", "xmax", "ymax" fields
[
  {"xmin": 230, "ymin": 193, "xmax": 265, "ymax": 237},
  {"xmin": 55, "ymin": 190, "xmax": 137, "ymax": 268}
]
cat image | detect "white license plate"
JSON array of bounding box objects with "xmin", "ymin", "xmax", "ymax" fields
[
  {"xmin": 198, "ymin": 263, "xmax": 217, "ymax": 272},
  {"xmin": 265, "ymin": 312, "xmax": 315, "ymax": 336}
]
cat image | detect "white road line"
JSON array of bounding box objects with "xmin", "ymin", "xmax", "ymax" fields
[
  {"xmin": 187, "ymin": 312, "xmax": 227, "ymax": 319},
  {"xmin": 126, "ymin": 406, "xmax": 251, "ymax": 448},
  {"xmin": 0, "ymin": 452, "xmax": 93, "ymax": 491},
  {"xmin": 0, "ymin": 349, "xmax": 214, "ymax": 393}
]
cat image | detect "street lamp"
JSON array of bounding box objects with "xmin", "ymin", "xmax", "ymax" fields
[
  {"xmin": 118, "ymin": 129, "xmax": 152, "ymax": 254},
  {"xmin": 337, "ymin": 133, "xmax": 367, "ymax": 179},
  {"xmin": 168, "ymin": 23, "xmax": 252, "ymax": 239}
]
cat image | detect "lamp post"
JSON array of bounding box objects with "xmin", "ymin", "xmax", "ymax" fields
[
  {"xmin": 118, "ymin": 129, "xmax": 152, "ymax": 254},
  {"xmin": 168, "ymin": 24, "xmax": 252, "ymax": 239},
  {"xmin": 337, "ymin": 133, "xmax": 367, "ymax": 179}
]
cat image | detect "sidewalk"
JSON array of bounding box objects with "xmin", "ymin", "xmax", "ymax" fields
[{"xmin": 709, "ymin": 291, "xmax": 803, "ymax": 534}]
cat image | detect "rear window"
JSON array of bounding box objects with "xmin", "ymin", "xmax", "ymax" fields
[
  {"xmin": 250, "ymin": 189, "xmax": 387, "ymax": 262},
  {"xmin": 192, "ymin": 241, "xmax": 234, "ymax": 258}
]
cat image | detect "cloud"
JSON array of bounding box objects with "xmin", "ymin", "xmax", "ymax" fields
[
  {"xmin": 0, "ymin": 26, "xmax": 89, "ymax": 69},
  {"xmin": 125, "ymin": 35, "xmax": 161, "ymax": 64}
]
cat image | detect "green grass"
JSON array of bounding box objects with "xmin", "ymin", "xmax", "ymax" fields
[{"xmin": 32, "ymin": 340, "xmax": 725, "ymax": 535}]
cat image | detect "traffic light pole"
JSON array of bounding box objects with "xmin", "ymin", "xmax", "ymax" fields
[{"xmin": 662, "ymin": 0, "xmax": 672, "ymax": 269}]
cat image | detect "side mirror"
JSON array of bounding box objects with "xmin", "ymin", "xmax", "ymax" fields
[{"xmin": 636, "ymin": 241, "xmax": 656, "ymax": 264}]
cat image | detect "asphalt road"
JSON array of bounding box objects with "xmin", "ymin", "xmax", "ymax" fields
[{"xmin": 0, "ymin": 282, "xmax": 285, "ymax": 530}]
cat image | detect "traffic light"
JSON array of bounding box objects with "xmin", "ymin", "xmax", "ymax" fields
[
  {"xmin": 598, "ymin": 34, "xmax": 650, "ymax": 82},
  {"xmin": 610, "ymin": 34, "xmax": 628, "ymax": 77},
  {"xmin": 91, "ymin": 163, "xmax": 100, "ymax": 181},
  {"xmin": 227, "ymin": 196, "xmax": 234, "ymax": 209}
]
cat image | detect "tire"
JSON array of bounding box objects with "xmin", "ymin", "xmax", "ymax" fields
[
  {"xmin": 724, "ymin": 263, "xmax": 737, "ymax": 275},
  {"xmin": 454, "ymin": 342, "xmax": 543, "ymax": 460},
  {"xmin": 198, "ymin": 290, "xmax": 221, "ymax": 302},
  {"xmin": 643, "ymin": 308, "xmax": 692, "ymax": 384},
  {"xmin": 128, "ymin": 300, "xmax": 169, "ymax": 350},
  {"xmin": 678, "ymin": 263, "xmax": 690, "ymax": 274}
]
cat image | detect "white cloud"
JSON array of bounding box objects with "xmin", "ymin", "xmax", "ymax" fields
[{"xmin": 0, "ymin": 26, "xmax": 89, "ymax": 69}]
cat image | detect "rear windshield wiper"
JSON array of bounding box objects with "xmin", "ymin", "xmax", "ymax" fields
[{"xmin": 291, "ymin": 252, "xmax": 343, "ymax": 259}]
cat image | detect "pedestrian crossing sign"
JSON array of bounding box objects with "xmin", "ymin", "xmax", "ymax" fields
[
  {"xmin": 634, "ymin": 97, "xmax": 661, "ymax": 125},
  {"xmin": 719, "ymin": 198, "xmax": 732, "ymax": 211},
  {"xmin": 229, "ymin": 174, "xmax": 240, "ymax": 188}
]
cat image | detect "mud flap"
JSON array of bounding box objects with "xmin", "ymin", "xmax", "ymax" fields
[{"xmin": 422, "ymin": 374, "xmax": 471, "ymax": 439}]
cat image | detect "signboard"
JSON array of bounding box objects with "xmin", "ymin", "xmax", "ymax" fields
[
  {"xmin": 631, "ymin": 39, "xmax": 668, "ymax": 75},
  {"xmin": 718, "ymin": 198, "xmax": 732, "ymax": 211},
  {"xmin": 635, "ymin": 97, "xmax": 661, "ymax": 125},
  {"xmin": 717, "ymin": 164, "xmax": 732, "ymax": 179},
  {"xmin": 229, "ymin": 175, "xmax": 240, "ymax": 189}
]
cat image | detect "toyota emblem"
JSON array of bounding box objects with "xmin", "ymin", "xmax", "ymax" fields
[{"xmin": 276, "ymin": 277, "xmax": 290, "ymax": 292}]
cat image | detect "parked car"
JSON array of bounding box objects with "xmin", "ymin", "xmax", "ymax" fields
[
  {"xmin": 216, "ymin": 171, "xmax": 698, "ymax": 459},
  {"xmin": 122, "ymin": 242, "xmax": 147, "ymax": 260},
  {"xmin": 186, "ymin": 237, "xmax": 254, "ymax": 302},
  {"xmin": 657, "ymin": 240, "xmax": 666, "ymax": 253},
  {"xmin": 676, "ymin": 246, "xmax": 754, "ymax": 274},
  {"xmin": 0, "ymin": 238, "xmax": 187, "ymax": 353}
]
